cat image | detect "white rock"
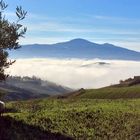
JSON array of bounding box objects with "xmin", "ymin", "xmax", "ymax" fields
[{"xmin": 0, "ymin": 101, "xmax": 5, "ymax": 115}]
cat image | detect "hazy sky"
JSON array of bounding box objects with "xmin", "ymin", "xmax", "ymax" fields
[{"xmin": 5, "ymin": 0, "xmax": 140, "ymax": 51}]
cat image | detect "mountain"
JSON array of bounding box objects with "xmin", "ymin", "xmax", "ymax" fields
[
  {"xmin": 0, "ymin": 76, "xmax": 72, "ymax": 101},
  {"xmin": 10, "ymin": 38, "xmax": 140, "ymax": 60}
]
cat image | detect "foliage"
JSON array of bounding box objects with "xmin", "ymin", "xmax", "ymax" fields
[
  {"xmin": 1, "ymin": 98, "xmax": 140, "ymax": 139},
  {"xmin": 119, "ymin": 76, "xmax": 140, "ymax": 86},
  {"xmin": 0, "ymin": 0, "xmax": 27, "ymax": 81}
]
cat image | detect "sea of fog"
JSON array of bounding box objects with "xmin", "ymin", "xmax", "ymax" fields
[{"xmin": 6, "ymin": 58, "xmax": 140, "ymax": 89}]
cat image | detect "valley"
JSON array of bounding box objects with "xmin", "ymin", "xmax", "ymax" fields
[{"xmin": 0, "ymin": 77, "xmax": 140, "ymax": 139}]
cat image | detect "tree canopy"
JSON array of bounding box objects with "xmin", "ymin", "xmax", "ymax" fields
[{"xmin": 0, "ymin": 0, "xmax": 27, "ymax": 81}]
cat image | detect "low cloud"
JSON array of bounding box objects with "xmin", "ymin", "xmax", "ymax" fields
[{"xmin": 6, "ymin": 58, "xmax": 140, "ymax": 89}]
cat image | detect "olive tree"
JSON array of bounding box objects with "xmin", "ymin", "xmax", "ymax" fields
[{"xmin": 0, "ymin": 0, "xmax": 27, "ymax": 81}]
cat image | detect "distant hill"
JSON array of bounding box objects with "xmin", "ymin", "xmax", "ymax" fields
[
  {"xmin": 0, "ymin": 76, "xmax": 72, "ymax": 101},
  {"xmin": 10, "ymin": 38, "xmax": 140, "ymax": 60},
  {"xmin": 56, "ymin": 76, "xmax": 140, "ymax": 99}
]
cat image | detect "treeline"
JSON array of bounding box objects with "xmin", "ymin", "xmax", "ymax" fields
[
  {"xmin": 7, "ymin": 76, "xmax": 42, "ymax": 83},
  {"xmin": 119, "ymin": 76, "xmax": 140, "ymax": 86}
]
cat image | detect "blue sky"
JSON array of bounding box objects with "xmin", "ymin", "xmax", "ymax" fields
[{"xmin": 5, "ymin": 0, "xmax": 140, "ymax": 51}]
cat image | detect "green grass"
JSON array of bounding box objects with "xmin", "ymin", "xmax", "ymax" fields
[
  {"xmin": 76, "ymin": 85, "xmax": 140, "ymax": 99},
  {"xmin": 1, "ymin": 98, "xmax": 140, "ymax": 140},
  {"xmin": 1, "ymin": 85, "xmax": 140, "ymax": 139}
]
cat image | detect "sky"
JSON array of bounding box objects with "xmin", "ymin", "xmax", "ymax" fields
[{"xmin": 5, "ymin": 0, "xmax": 140, "ymax": 51}]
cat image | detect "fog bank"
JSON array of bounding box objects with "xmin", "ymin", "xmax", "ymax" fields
[{"xmin": 6, "ymin": 58, "xmax": 140, "ymax": 89}]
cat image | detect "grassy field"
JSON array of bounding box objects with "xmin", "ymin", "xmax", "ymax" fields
[
  {"xmin": 62, "ymin": 85, "xmax": 140, "ymax": 99},
  {"xmin": 0, "ymin": 98, "xmax": 140, "ymax": 140}
]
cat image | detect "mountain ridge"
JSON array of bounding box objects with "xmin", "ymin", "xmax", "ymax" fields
[{"xmin": 10, "ymin": 38, "xmax": 140, "ymax": 60}]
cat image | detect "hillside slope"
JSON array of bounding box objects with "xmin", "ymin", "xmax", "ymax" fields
[
  {"xmin": 1, "ymin": 98, "xmax": 139, "ymax": 139},
  {"xmin": 79, "ymin": 85, "xmax": 140, "ymax": 99},
  {"xmin": 1, "ymin": 76, "xmax": 140, "ymax": 139},
  {"xmin": 0, "ymin": 76, "xmax": 72, "ymax": 101},
  {"xmin": 57, "ymin": 85, "xmax": 140, "ymax": 99},
  {"xmin": 57, "ymin": 76, "xmax": 140, "ymax": 99}
]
